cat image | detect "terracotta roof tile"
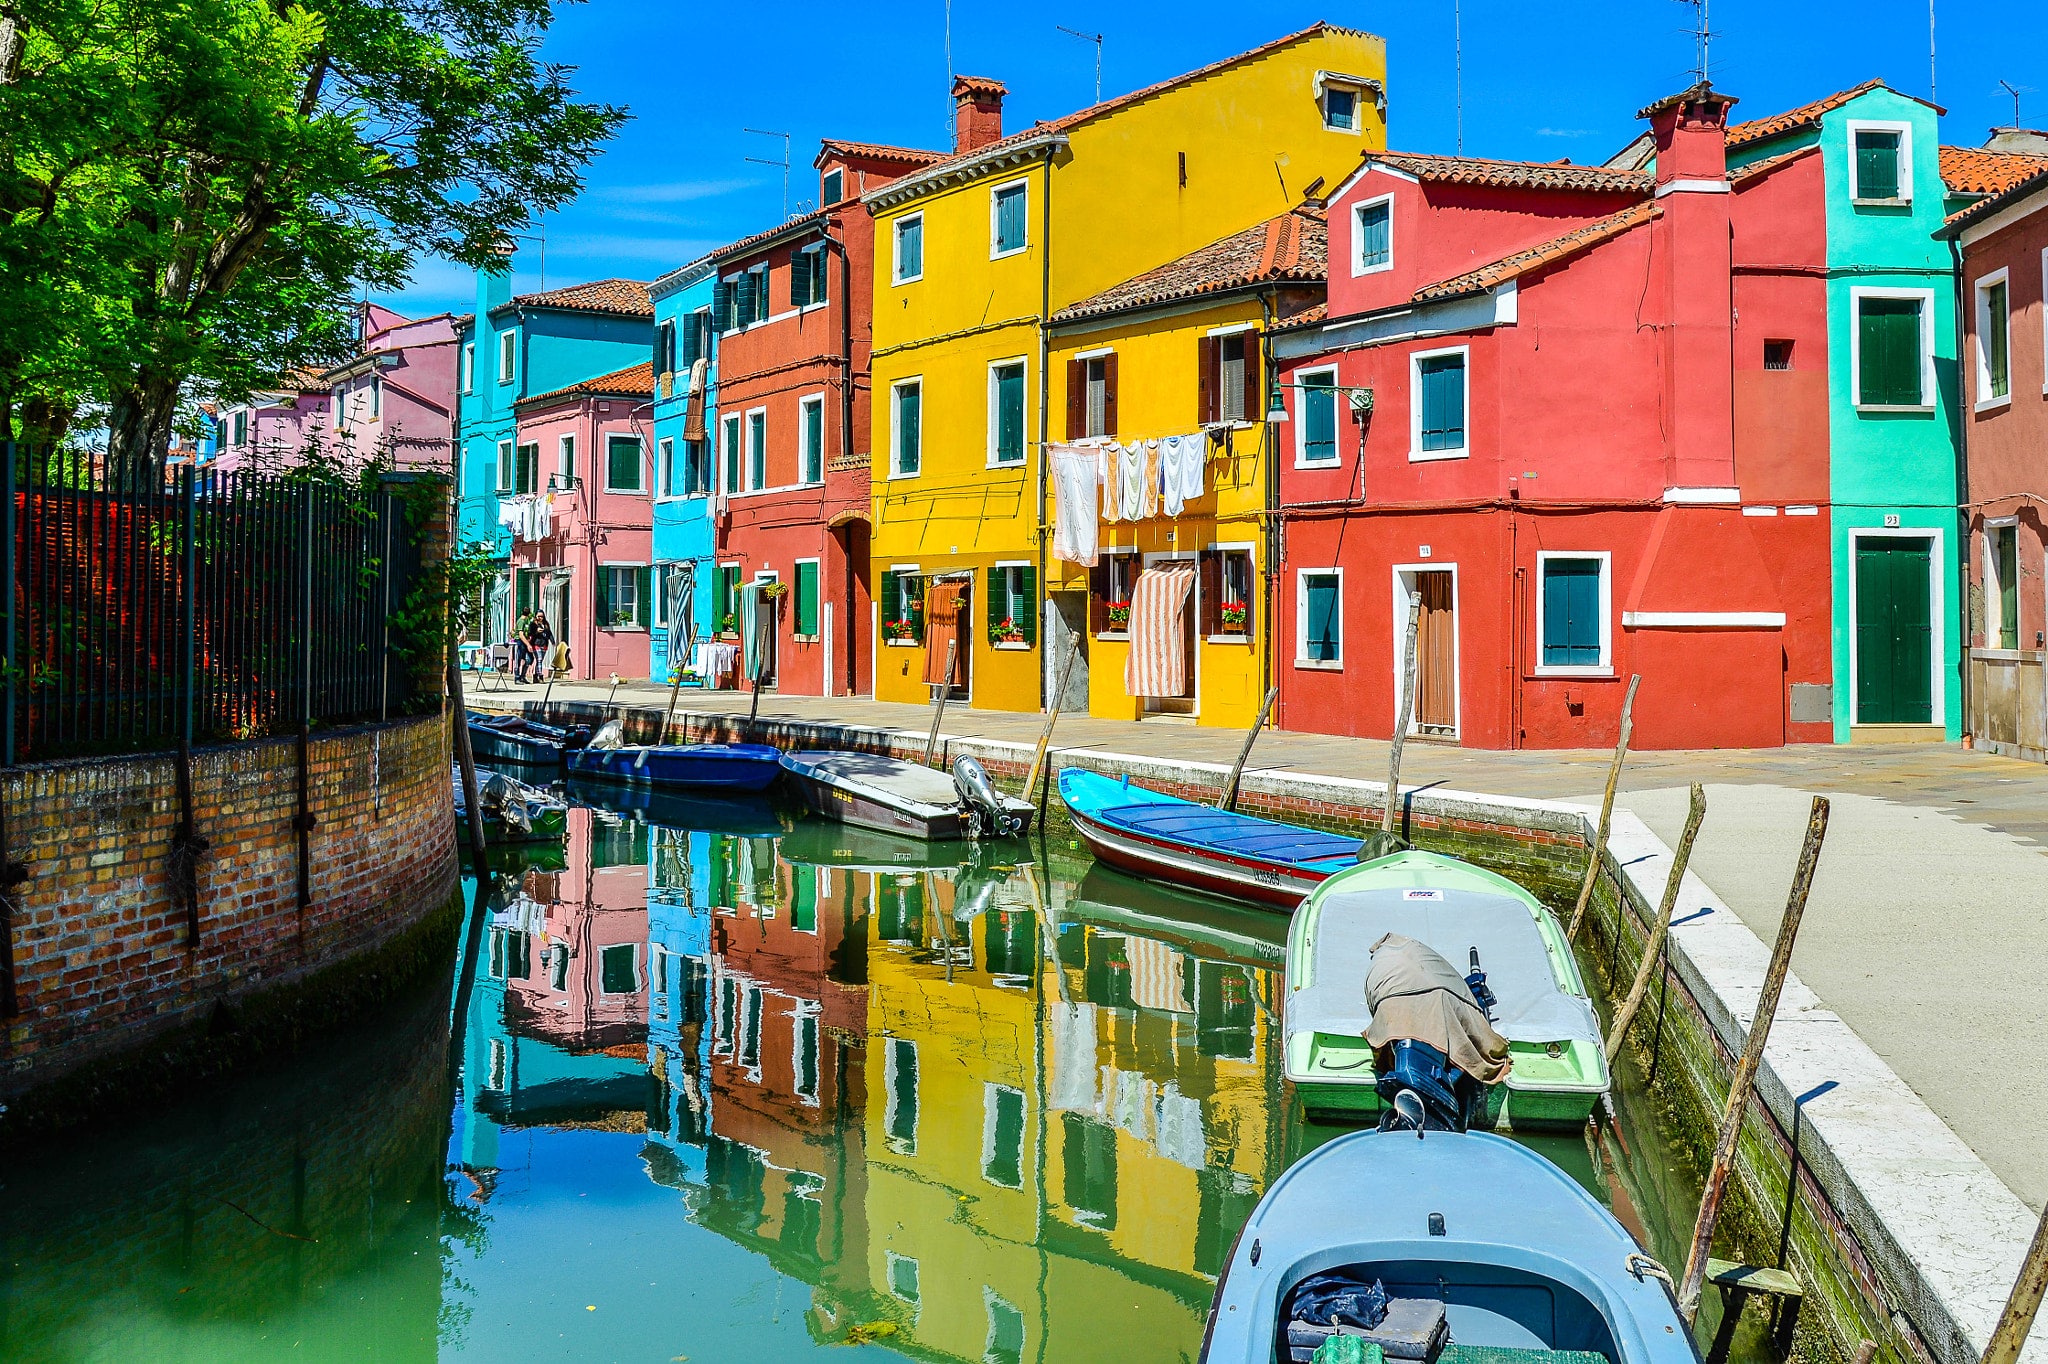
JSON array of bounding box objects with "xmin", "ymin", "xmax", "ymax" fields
[
  {"xmin": 1729, "ymin": 143, "xmax": 1821, "ymax": 184},
  {"xmin": 520, "ymin": 361, "xmax": 655, "ymax": 408},
  {"xmin": 1413, "ymin": 201, "xmax": 1660, "ymax": 302},
  {"xmin": 1726, "ymin": 80, "xmax": 1889, "ymax": 148},
  {"xmin": 1634, "ymin": 81, "xmax": 1736, "ymax": 122},
  {"xmin": 1940, "ymin": 144, "xmax": 2048, "ymax": 197},
  {"xmin": 508, "ymin": 278, "xmax": 653, "ymax": 318},
  {"xmin": 952, "ymin": 75, "xmax": 1007, "ymax": 98},
  {"xmin": 712, "ymin": 208, "xmax": 832, "ymax": 264},
  {"xmin": 868, "ymin": 24, "xmax": 1378, "ymax": 205},
  {"xmin": 814, "ymin": 139, "xmax": 948, "ymax": 169},
  {"xmin": 1051, "ymin": 208, "xmax": 1327, "ymax": 322},
  {"xmin": 1368, "ymin": 151, "xmax": 1649, "ymax": 194},
  {"xmin": 1940, "ymin": 164, "xmax": 2048, "ymax": 236}
]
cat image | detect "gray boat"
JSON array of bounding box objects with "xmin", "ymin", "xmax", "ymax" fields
[{"xmin": 777, "ymin": 750, "xmax": 1033, "ymax": 841}]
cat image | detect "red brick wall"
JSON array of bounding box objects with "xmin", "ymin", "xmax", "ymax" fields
[{"xmin": 0, "ymin": 711, "xmax": 458, "ymax": 1096}]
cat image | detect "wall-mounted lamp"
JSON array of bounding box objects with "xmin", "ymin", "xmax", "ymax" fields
[{"xmin": 1266, "ymin": 382, "xmax": 1289, "ymax": 423}]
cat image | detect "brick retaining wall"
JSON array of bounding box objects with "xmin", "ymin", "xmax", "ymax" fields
[{"xmin": 0, "ymin": 711, "xmax": 459, "ymax": 1124}]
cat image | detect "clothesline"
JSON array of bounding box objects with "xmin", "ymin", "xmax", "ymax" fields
[{"xmin": 1047, "ymin": 430, "xmax": 1221, "ymax": 566}]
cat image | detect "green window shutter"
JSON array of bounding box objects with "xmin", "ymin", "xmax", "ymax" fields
[
  {"xmin": 1418, "ymin": 354, "xmax": 1465, "ymax": 450},
  {"xmin": 1541, "ymin": 559, "xmax": 1602, "ymax": 665},
  {"xmin": 1860, "ymin": 297, "xmax": 1922, "ymax": 405},
  {"xmin": 595, "ymin": 565, "xmax": 611, "ymax": 625},
  {"xmin": 1358, "ymin": 201, "xmax": 1390, "ymax": 268},
  {"xmin": 881, "ymin": 571, "xmax": 901, "ymax": 631},
  {"xmin": 749, "ymin": 412, "xmax": 765, "ymax": 487},
  {"xmin": 803, "ymin": 400, "xmax": 823, "ymax": 482},
  {"xmin": 1302, "ymin": 373, "xmax": 1336, "ymax": 462},
  {"xmin": 1987, "ymin": 280, "xmax": 2010, "ymax": 399},
  {"xmin": 790, "ymin": 251, "xmax": 809, "ymax": 308},
  {"xmin": 899, "ymin": 218, "xmax": 922, "ymax": 278},
  {"xmin": 636, "ymin": 566, "xmax": 652, "ymax": 628},
  {"xmin": 735, "ymin": 272, "xmax": 755, "ymax": 325},
  {"xmin": 1018, "ymin": 566, "xmax": 1036, "ymax": 644},
  {"xmin": 713, "ymin": 279, "xmax": 734, "ymax": 332},
  {"xmin": 1304, "ymin": 574, "xmax": 1339, "ymax": 662},
  {"xmin": 899, "ymin": 385, "xmax": 920, "ymax": 473},
  {"xmin": 515, "ymin": 569, "xmax": 536, "ymax": 618},
  {"xmin": 1854, "ymin": 130, "xmax": 1900, "ymax": 200},
  {"xmin": 607, "ymin": 436, "xmax": 640, "ymax": 490},
  {"xmin": 796, "ymin": 561, "xmax": 819, "ymax": 635},
  {"xmin": 983, "ymin": 1086, "xmax": 1024, "ymax": 1187},
  {"xmin": 810, "ymin": 249, "xmax": 827, "ymax": 304},
  {"xmin": 791, "ymin": 872, "xmax": 817, "ymax": 933},
  {"xmin": 601, "ymin": 944, "xmax": 637, "ymax": 994},
  {"xmin": 987, "ymin": 567, "xmax": 1009, "ymax": 635},
  {"xmin": 996, "ymin": 364, "xmax": 1024, "ymax": 463}
]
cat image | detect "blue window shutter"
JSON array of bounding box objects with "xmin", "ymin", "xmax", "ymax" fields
[
  {"xmin": 1541, "ymin": 559, "xmax": 1602, "ymax": 665},
  {"xmin": 1303, "ymin": 374, "xmax": 1337, "ymax": 462},
  {"xmin": 1418, "ymin": 354, "xmax": 1465, "ymax": 451},
  {"xmin": 1304, "ymin": 575, "xmax": 1339, "ymax": 662},
  {"xmin": 713, "ymin": 280, "xmax": 734, "ymax": 332},
  {"xmin": 1358, "ymin": 202, "xmax": 1390, "ymax": 267},
  {"xmin": 899, "ymin": 386, "xmax": 920, "ymax": 472},
  {"xmin": 997, "ymin": 364, "xmax": 1024, "ymax": 462}
]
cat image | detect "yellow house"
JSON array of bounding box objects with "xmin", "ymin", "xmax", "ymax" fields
[
  {"xmin": 864, "ymin": 24, "xmax": 1386, "ymax": 713},
  {"xmin": 1045, "ymin": 205, "xmax": 1327, "ymax": 728}
]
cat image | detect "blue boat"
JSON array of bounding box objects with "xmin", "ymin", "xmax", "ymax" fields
[
  {"xmin": 1200, "ymin": 1130, "xmax": 1694, "ymax": 1364},
  {"xmin": 566, "ymin": 721, "xmax": 780, "ymax": 794},
  {"xmin": 562, "ymin": 777, "xmax": 782, "ymax": 837},
  {"xmin": 1059, "ymin": 768, "xmax": 1361, "ymax": 908}
]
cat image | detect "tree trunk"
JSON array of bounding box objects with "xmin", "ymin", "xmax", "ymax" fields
[{"xmin": 105, "ymin": 367, "xmax": 183, "ymax": 483}]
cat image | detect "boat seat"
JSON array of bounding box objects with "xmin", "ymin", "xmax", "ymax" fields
[
  {"xmin": 1441, "ymin": 1350, "xmax": 1610, "ymax": 1364},
  {"xmin": 1102, "ymin": 803, "xmax": 1362, "ymax": 865}
]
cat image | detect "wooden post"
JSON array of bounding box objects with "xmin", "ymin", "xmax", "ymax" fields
[
  {"xmin": 447, "ymin": 652, "xmax": 490, "ymax": 873},
  {"xmin": 1023, "ymin": 647, "xmax": 1080, "ymax": 806},
  {"xmin": 1849, "ymin": 1343, "xmax": 1878, "ymax": 1364},
  {"xmin": 1220, "ymin": 686, "xmax": 1279, "ymax": 813},
  {"xmin": 660, "ymin": 630, "xmax": 693, "ymax": 745},
  {"xmin": 1983, "ymin": 1204, "xmax": 2048, "ymax": 1364},
  {"xmin": 1678, "ymin": 795, "xmax": 1830, "ymax": 1321},
  {"xmin": 1382, "ymin": 591, "xmax": 1421, "ymax": 837},
  {"xmin": 1568, "ymin": 673, "xmax": 1641, "ymax": 941},
  {"xmin": 923, "ymin": 640, "xmax": 958, "ymax": 768},
  {"xmin": 1605, "ymin": 783, "xmax": 1705, "ymax": 1061}
]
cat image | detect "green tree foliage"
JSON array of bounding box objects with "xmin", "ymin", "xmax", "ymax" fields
[{"xmin": 0, "ymin": 0, "xmax": 625, "ymax": 466}]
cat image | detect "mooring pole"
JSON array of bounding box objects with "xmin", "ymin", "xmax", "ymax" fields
[
  {"xmin": 1220, "ymin": 685, "xmax": 1280, "ymax": 813},
  {"xmin": 1023, "ymin": 647, "xmax": 1081, "ymax": 808},
  {"xmin": 1382, "ymin": 591, "xmax": 1421, "ymax": 838},
  {"xmin": 1606, "ymin": 783, "xmax": 1705, "ymax": 1061},
  {"xmin": 1569, "ymin": 673, "xmax": 1641, "ymax": 941},
  {"xmin": 448, "ymin": 649, "xmax": 490, "ymax": 873},
  {"xmin": 661, "ymin": 630, "xmax": 693, "ymax": 743},
  {"xmin": 923, "ymin": 640, "xmax": 958, "ymax": 768},
  {"xmin": 1984, "ymin": 1205, "xmax": 2048, "ymax": 1364},
  {"xmin": 1678, "ymin": 795, "xmax": 1830, "ymax": 1320}
]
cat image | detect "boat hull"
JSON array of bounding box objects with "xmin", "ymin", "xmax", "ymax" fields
[
  {"xmin": 780, "ymin": 765, "xmax": 969, "ymax": 840},
  {"xmin": 566, "ymin": 743, "xmax": 780, "ymax": 793},
  {"xmin": 466, "ymin": 714, "xmax": 587, "ymax": 767},
  {"xmin": 1065, "ymin": 801, "xmax": 1326, "ymax": 909}
]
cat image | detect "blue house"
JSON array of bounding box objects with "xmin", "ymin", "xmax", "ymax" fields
[
  {"xmin": 648, "ymin": 257, "xmax": 720, "ymax": 681},
  {"xmin": 454, "ymin": 261, "xmax": 653, "ymax": 644}
]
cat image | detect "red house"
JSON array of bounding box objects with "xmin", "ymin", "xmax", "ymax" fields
[
  {"xmin": 1271, "ymin": 85, "xmax": 1834, "ymax": 749},
  {"xmin": 703, "ymin": 139, "xmax": 942, "ymax": 697}
]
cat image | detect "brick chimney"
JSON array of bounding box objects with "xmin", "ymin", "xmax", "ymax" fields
[
  {"xmin": 952, "ymin": 75, "xmax": 1007, "ymax": 154},
  {"xmin": 1639, "ymin": 83, "xmax": 1739, "ymax": 491}
]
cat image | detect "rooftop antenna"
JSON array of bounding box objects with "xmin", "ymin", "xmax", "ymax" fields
[
  {"xmin": 944, "ymin": 0, "xmax": 954, "ymax": 142},
  {"xmin": 1057, "ymin": 25, "xmax": 1103, "ymax": 106},
  {"xmin": 743, "ymin": 128, "xmax": 791, "ymax": 219},
  {"xmin": 1928, "ymin": 0, "xmax": 1937, "ymax": 103},
  {"xmin": 1999, "ymin": 79, "xmax": 2025, "ymax": 129},
  {"xmin": 1454, "ymin": 0, "xmax": 1462, "ymax": 155},
  {"xmin": 1678, "ymin": 0, "xmax": 1711, "ymax": 85}
]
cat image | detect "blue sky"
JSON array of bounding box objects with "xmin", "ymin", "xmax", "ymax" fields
[{"xmin": 379, "ymin": 0, "xmax": 2047, "ymax": 319}]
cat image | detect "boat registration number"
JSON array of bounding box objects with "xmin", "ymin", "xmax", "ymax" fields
[{"xmin": 1403, "ymin": 889, "xmax": 1443, "ymax": 901}]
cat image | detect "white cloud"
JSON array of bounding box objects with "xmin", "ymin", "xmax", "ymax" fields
[
  {"xmin": 598, "ymin": 178, "xmax": 760, "ymax": 205},
  {"xmin": 1532, "ymin": 127, "xmax": 1595, "ymax": 138}
]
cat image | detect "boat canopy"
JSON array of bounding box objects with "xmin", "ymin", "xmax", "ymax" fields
[
  {"xmin": 786, "ymin": 751, "xmax": 961, "ymax": 811},
  {"xmin": 1292, "ymin": 884, "xmax": 1600, "ymax": 1052}
]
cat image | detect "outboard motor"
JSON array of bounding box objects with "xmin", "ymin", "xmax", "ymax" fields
[
  {"xmin": 479, "ymin": 772, "xmax": 532, "ymax": 834},
  {"xmin": 1375, "ymin": 1039, "xmax": 1483, "ymax": 1134},
  {"xmin": 587, "ymin": 719, "xmax": 627, "ymax": 750},
  {"xmin": 1464, "ymin": 946, "xmax": 1498, "ymax": 1020},
  {"xmin": 952, "ymin": 756, "xmax": 1024, "ymax": 839},
  {"xmin": 1363, "ymin": 932, "xmax": 1512, "ymax": 1136}
]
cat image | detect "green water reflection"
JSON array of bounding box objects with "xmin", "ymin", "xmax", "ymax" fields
[{"xmin": 0, "ymin": 792, "xmax": 1757, "ymax": 1363}]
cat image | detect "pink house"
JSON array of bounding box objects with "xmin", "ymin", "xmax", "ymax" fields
[
  {"xmin": 206, "ymin": 370, "xmax": 327, "ymax": 477},
  {"xmin": 503, "ymin": 808, "xmax": 650, "ymax": 1054},
  {"xmin": 507, "ymin": 361, "xmax": 658, "ymax": 681}
]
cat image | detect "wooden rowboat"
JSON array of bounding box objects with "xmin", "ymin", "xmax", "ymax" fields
[
  {"xmin": 466, "ymin": 712, "xmax": 591, "ymax": 767},
  {"xmin": 778, "ymin": 751, "xmax": 1034, "ymax": 841},
  {"xmin": 1057, "ymin": 768, "xmax": 1359, "ymax": 909},
  {"xmin": 566, "ymin": 731, "xmax": 781, "ymax": 793}
]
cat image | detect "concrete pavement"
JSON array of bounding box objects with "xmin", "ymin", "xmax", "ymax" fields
[{"xmin": 478, "ymin": 674, "xmax": 2048, "ymax": 1211}]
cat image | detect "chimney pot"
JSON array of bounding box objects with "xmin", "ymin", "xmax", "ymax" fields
[{"xmin": 951, "ymin": 74, "xmax": 1007, "ymax": 154}]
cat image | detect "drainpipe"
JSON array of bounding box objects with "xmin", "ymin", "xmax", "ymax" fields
[
  {"xmin": 829, "ymin": 228, "xmax": 857, "ymax": 695},
  {"xmin": 1035, "ymin": 153, "xmax": 1054, "ymax": 711},
  {"xmin": 1259, "ymin": 289, "xmax": 1280, "ymax": 726},
  {"xmin": 1947, "ymin": 235, "xmax": 1973, "ymax": 741}
]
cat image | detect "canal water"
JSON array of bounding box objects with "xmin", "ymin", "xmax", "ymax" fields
[{"xmin": 0, "ymin": 790, "xmax": 1768, "ymax": 1363}]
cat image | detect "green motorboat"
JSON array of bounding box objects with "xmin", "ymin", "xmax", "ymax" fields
[{"xmin": 1283, "ymin": 849, "xmax": 1608, "ymax": 1129}]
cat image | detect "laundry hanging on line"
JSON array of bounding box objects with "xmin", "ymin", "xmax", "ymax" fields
[
  {"xmin": 1124, "ymin": 562, "xmax": 1197, "ymax": 698},
  {"xmin": 1050, "ymin": 444, "xmax": 1101, "ymax": 566}
]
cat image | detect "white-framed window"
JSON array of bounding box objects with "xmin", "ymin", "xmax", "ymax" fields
[
  {"xmin": 1093, "ymin": 549, "xmax": 1137, "ymax": 638},
  {"xmin": 557, "ymin": 433, "xmax": 575, "ymax": 483},
  {"xmin": 799, "ymin": 394, "xmax": 826, "ymax": 485},
  {"xmin": 1410, "ymin": 344, "xmax": 1469, "ymax": 460},
  {"xmin": 893, "ymin": 213, "xmax": 924, "ymax": 284},
  {"xmin": 230, "ymin": 409, "xmax": 247, "ymax": 447},
  {"xmin": 1534, "ymin": 552, "xmax": 1613, "ymax": 676},
  {"xmin": 989, "ymin": 561, "xmax": 1035, "ymax": 648},
  {"xmin": 604, "ymin": 433, "xmax": 644, "ymax": 493},
  {"xmin": 722, "ymin": 413, "xmax": 742, "ymax": 494},
  {"xmin": 990, "ymin": 180, "xmax": 1028, "ymax": 258},
  {"xmin": 746, "ymin": 407, "xmax": 767, "ymax": 491},
  {"xmin": 1077, "ymin": 352, "xmax": 1114, "ymax": 439},
  {"xmin": 988, "ymin": 359, "xmax": 1027, "ymax": 465},
  {"xmin": 1846, "ymin": 119, "xmax": 1913, "ymax": 204},
  {"xmin": 495, "ymin": 438, "xmax": 514, "ymax": 492},
  {"xmin": 822, "ymin": 168, "xmax": 845, "ymax": 207},
  {"xmin": 1353, "ymin": 193, "xmax": 1393, "ymax": 275},
  {"xmin": 1850, "ymin": 287, "xmax": 1935, "ymax": 410},
  {"xmin": 891, "ymin": 378, "xmax": 922, "ymax": 476},
  {"xmin": 368, "ymin": 377, "xmax": 380, "ymax": 418},
  {"xmin": 792, "ymin": 244, "xmax": 829, "ymax": 310},
  {"xmin": 462, "ymin": 343, "xmax": 475, "ymax": 394},
  {"xmin": 1294, "ymin": 366, "xmax": 1340, "ymax": 467},
  {"xmin": 792, "ymin": 556, "xmax": 822, "ymax": 639},
  {"xmin": 1296, "ymin": 568, "xmax": 1343, "ymax": 668},
  {"xmin": 1985, "ymin": 519, "xmax": 2020, "ymax": 651},
  {"xmin": 1975, "ymin": 267, "xmax": 2011, "ymax": 409},
  {"xmin": 599, "ymin": 942, "xmax": 640, "ymax": 994},
  {"xmin": 601, "ymin": 563, "xmax": 649, "ymax": 630},
  {"xmin": 981, "ymin": 1084, "xmax": 1026, "ymax": 1188},
  {"xmin": 1323, "ymin": 85, "xmax": 1359, "ymax": 132},
  {"xmin": 498, "ymin": 329, "xmax": 516, "ymax": 384},
  {"xmin": 657, "ymin": 436, "xmax": 676, "ymax": 498},
  {"xmin": 883, "ymin": 1036, "xmax": 918, "ymax": 1154}
]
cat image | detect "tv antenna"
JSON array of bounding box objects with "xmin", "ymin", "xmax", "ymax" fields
[
  {"xmin": 1677, "ymin": 0, "xmax": 1711, "ymax": 85},
  {"xmin": 1057, "ymin": 25, "xmax": 1103, "ymax": 106},
  {"xmin": 1998, "ymin": 79, "xmax": 2028, "ymax": 129},
  {"xmin": 743, "ymin": 128, "xmax": 791, "ymax": 219}
]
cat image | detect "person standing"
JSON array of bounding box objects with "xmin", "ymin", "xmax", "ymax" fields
[
  {"xmin": 525, "ymin": 611, "xmax": 555, "ymax": 683},
  {"xmin": 510, "ymin": 611, "xmax": 535, "ymax": 683}
]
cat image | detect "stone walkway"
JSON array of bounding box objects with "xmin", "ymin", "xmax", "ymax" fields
[{"xmin": 476, "ymin": 675, "xmax": 2048, "ymax": 1211}]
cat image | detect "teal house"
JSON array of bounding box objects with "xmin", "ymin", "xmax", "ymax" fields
[
  {"xmin": 647, "ymin": 257, "xmax": 720, "ymax": 682},
  {"xmin": 1724, "ymin": 83, "xmax": 1964, "ymax": 742},
  {"xmin": 454, "ymin": 259, "xmax": 653, "ymax": 644}
]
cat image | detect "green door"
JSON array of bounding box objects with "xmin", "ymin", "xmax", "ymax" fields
[{"xmin": 1854, "ymin": 537, "xmax": 1934, "ymax": 724}]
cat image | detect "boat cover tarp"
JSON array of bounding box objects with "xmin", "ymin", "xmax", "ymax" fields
[
  {"xmin": 787, "ymin": 750, "xmax": 960, "ymax": 811},
  {"xmin": 1096, "ymin": 802, "xmax": 1361, "ymax": 866},
  {"xmin": 1363, "ymin": 933, "xmax": 1510, "ymax": 1084},
  {"xmin": 1291, "ymin": 888, "xmax": 1599, "ymax": 1050}
]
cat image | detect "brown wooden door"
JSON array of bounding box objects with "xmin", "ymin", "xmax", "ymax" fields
[{"xmin": 1415, "ymin": 571, "xmax": 1456, "ymax": 734}]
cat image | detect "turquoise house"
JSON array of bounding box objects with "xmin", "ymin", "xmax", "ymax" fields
[
  {"xmin": 1724, "ymin": 83, "xmax": 1964, "ymax": 742},
  {"xmin": 454, "ymin": 259, "xmax": 653, "ymax": 644},
  {"xmin": 648, "ymin": 257, "xmax": 720, "ymax": 682}
]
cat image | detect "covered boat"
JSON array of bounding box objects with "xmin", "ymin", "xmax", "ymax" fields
[
  {"xmin": 565, "ymin": 720, "xmax": 780, "ymax": 793},
  {"xmin": 453, "ymin": 766, "xmax": 567, "ymax": 845},
  {"xmin": 466, "ymin": 712, "xmax": 592, "ymax": 767},
  {"xmin": 1285, "ymin": 850, "xmax": 1607, "ymax": 1129},
  {"xmin": 778, "ymin": 751, "xmax": 1033, "ymax": 841},
  {"xmin": 1059, "ymin": 768, "xmax": 1360, "ymax": 908},
  {"xmin": 1199, "ymin": 1128, "xmax": 1694, "ymax": 1364}
]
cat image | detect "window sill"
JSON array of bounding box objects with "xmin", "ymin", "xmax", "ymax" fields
[
  {"xmin": 985, "ymin": 457, "xmax": 1028, "ymax": 471},
  {"xmin": 1975, "ymin": 394, "xmax": 2013, "ymax": 414},
  {"xmin": 1531, "ymin": 664, "xmax": 1614, "ymax": 678},
  {"xmin": 1409, "ymin": 446, "xmax": 1469, "ymax": 463},
  {"xmin": 602, "ymin": 626, "xmax": 648, "ymax": 634},
  {"xmin": 1973, "ymin": 647, "xmax": 2033, "ymax": 662},
  {"xmin": 989, "ymin": 246, "xmax": 1029, "ymax": 262},
  {"xmin": 993, "ymin": 641, "xmax": 1033, "ymax": 651},
  {"xmin": 800, "ymin": 302, "xmax": 829, "ymax": 315},
  {"xmin": 888, "ymin": 468, "xmax": 922, "ymax": 480},
  {"xmin": 1850, "ymin": 197, "xmax": 1912, "ymax": 208},
  {"xmin": 893, "ymin": 274, "xmax": 923, "ymax": 287},
  {"xmin": 1205, "ymin": 633, "xmax": 1252, "ymax": 646},
  {"xmin": 1853, "ymin": 403, "xmax": 1934, "ymax": 414},
  {"xmin": 1096, "ymin": 630, "xmax": 1130, "ymax": 642},
  {"xmin": 1294, "ymin": 457, "xmax": 1344, "ymax": 471},
  {"xmin": 793, "ymin": 634, "xmax": 820, "ymax": 644},
  {"xmin": 603, "ymin": 488, "xmax": 650, "ymax": 497},
  {"xmin": 1294, "ymin": 658, "xmax": 1344, "ymax": 671},
  {"xmin": 884, "ymin": 638, "xmax": 922, "ymax": 648},
  {"xmin": 1352, "ymin": 260, "xmax": 1393, "ymax": 277}
]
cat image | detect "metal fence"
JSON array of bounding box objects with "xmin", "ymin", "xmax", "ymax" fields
[{"xmin": 4, "ymin": 443, "xmax": 438, "ymax": 766}]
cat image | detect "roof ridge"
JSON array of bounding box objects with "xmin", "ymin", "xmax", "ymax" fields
[{"xmin": 1412, "ymin": 200, "xmax": 1660, "ymax": 303}]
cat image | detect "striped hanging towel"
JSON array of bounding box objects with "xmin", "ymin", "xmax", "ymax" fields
[{"xmin": 1123, "ymin": 562, "xmax": 1196, "ymax": 697}]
